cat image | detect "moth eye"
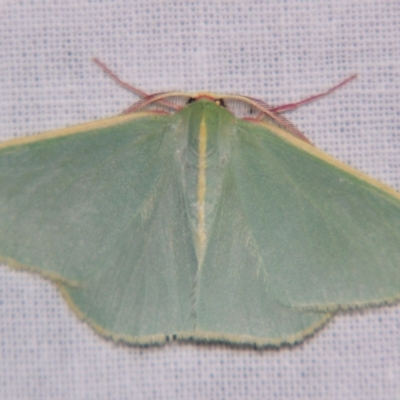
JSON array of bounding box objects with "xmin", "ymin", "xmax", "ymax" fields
[
  {"xmin": 187, "ymin": 97, "xmax": 197, "ymax": 104},
  {"xmin": 214, "ymin": 98, "xmax": 226, "ymax": 107}
]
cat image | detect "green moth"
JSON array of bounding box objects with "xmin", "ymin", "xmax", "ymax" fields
[{"xmin": 1, "ymin": 67, "xmax": 400, "ymax": 348}]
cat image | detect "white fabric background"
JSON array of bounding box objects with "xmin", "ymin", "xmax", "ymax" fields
[{"xmin": 1, "ymin": 1, "xmax": 400, "ymax": 399}]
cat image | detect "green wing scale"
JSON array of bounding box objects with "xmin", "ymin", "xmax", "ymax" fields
[{"xmin": 1, "ymin": 98, "xmax": 400, "ymax": 347}]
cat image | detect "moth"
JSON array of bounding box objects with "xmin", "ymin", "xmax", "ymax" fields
[{"xmin": 1, "ymin": 61, "xmax": 399, "ymax": 348}]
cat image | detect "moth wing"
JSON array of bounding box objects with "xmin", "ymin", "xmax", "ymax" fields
[
  {"xmin": 194, "ymin": 117, "xmax": 400, "ymax": 346},
  {"xmin": 231, "ymin": 120, "xmax": 400, "ymax": 309},
  {"xmin": 0, "ymin": 115, "xmax": 197, "ymax": 342}
]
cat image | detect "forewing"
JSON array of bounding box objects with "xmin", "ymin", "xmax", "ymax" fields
[{"xmin": 231, "ymin": 120, "xmax": 400, "ymax": 309}]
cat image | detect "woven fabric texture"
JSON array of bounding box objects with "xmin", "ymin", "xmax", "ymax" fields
[{"xmin": 1, "ymin": 1, "xmax": 400, "ymax": 399}]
